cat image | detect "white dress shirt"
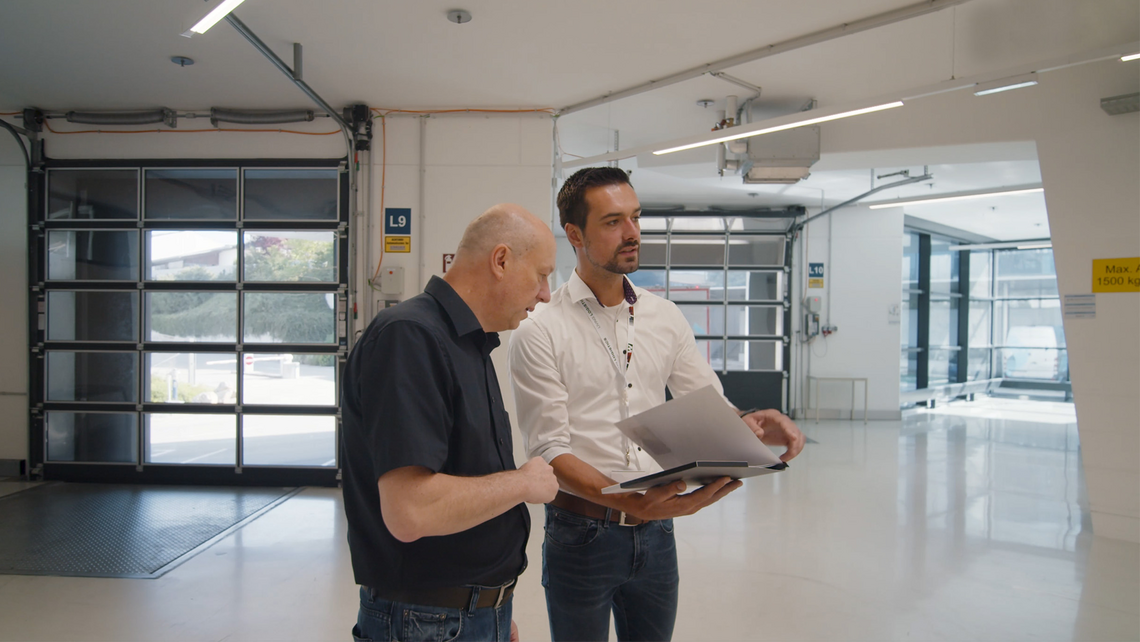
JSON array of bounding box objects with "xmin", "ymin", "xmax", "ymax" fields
[{"xmin": 508, "ymin": 270, "xmax": 727, "ymax": 489}]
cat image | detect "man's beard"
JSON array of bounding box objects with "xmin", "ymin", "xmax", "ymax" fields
[{"xmin": 586, "ymin": 240, "xmax": 639, "ymax": 275}]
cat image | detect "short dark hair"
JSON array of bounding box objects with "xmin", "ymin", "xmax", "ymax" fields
[{"xmin": 557, "ymin": 167, "xmax": 632, "ymax": 231}]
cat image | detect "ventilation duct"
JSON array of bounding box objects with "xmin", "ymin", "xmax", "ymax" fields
[
  {"xmin": 741, "ymin": 125, "xmax": 820, "ymax": 184},
  {"xmin": 210, "ymin": 108, "xmax": 315, "ymax": 126},
  {"xmin": 66, "ymin": 109, "xmax": 176, "ymax": 128},
  {"xmin": 743, "ymin": 166, "xmax": 813, "ymax": 184}
]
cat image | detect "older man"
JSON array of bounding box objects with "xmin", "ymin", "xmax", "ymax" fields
[{"xmin": 342, "ymin": 204, "xmax": 560, "ymax": 642}]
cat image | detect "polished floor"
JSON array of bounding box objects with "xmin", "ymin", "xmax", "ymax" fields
[{"xmin": 0, "ymin": 398, "xmax": 1136, "ymax": 641}]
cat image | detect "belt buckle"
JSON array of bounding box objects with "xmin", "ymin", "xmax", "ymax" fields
[
  {"xmin": 619, "ymin": 511, "xmax": 634, "ymax": 527},
  {"xmin": 494, "ymin": 579, "xmax": 515, "ymax": 608}
]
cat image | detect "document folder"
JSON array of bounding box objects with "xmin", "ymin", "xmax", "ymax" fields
[{"xmin": 601, "ymin": 385, "xmax": 788, "ymax": 494}]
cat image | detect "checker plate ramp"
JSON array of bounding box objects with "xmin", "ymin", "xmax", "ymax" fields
[{"xmin": 0, "ymin": 483, "xmax": 296, "ymax": 578}]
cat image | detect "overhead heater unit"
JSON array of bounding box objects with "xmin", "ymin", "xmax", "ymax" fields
[{"xmin": 741, "ymin": 125, "xmax": 820, "ymax": 184}]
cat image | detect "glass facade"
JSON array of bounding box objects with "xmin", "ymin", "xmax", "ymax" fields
[
  {"xmin": 899, "ymin": 233, "xmax": 1067, "ymax": 402},
  {"xmin": 35, "ymin": 165, "xmax": 346, "ymax": 475}
]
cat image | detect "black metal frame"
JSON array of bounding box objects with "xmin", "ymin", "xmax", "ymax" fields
[
  {"xmin": 956, "ymin": 249, "xmax": 970, "ymax": 384},
  {"xmin": 29, "ymin": 158, "xmax": 347, "ymax": 487},
  {"xmin": 916, "ymin": 234, "xmax": 931, "ymax": 390}
]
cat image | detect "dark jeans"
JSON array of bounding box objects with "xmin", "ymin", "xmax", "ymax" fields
[
  {"xmin": 542, "ymin": 504, "xmax": 679, "ymax": 642},
  {"xmin": 353, "ymin": 586, "xmax": 513, "ymax": 642}
]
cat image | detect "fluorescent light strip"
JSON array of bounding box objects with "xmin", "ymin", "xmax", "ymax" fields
[
  {"xmin": 190, "ymin": 0, "xmax": 247, "ymax": 34},
  {"xmin": 1123, "ymin": 53, "xmax": 1140, "ymax": 62},
  {"xmin": 867, "ymin": 187, "xmax": 1043, "ymax": 209},
  {"xmin": 1016, "ymin": 243, "xmax": 1052, "ymax": 250},
  {"xmin": 974, "ymin": 80, "xmax": 1038, "ymax": 96},
  {"xmin": 653, "ymin": 101, "xmax": 904, "ymax": 155}
]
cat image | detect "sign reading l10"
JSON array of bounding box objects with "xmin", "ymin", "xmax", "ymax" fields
[
  {"xmin": 385, "ymin": 208, "xmax": 412, "ymax": 235},
  {"xmin": 808, "ymin": 262, "xmax": 825, "ymax": 289}
]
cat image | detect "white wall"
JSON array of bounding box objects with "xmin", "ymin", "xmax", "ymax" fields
[
  {"xmin": 0, "ymin": 114, "xmax": 554, "ymax": 469},
  {"xmin": 355, "ymin": 115, "xmax": 554, "ymax": 457},
  {"xmin": 823, "ymin": 60, "xmax": 1140, "ymax": 542},
  {"xmin": 793, "ymin": 206, "xmax": 904, "ymax": 420},
  {"xmin": 0, "ymin": 141, "xmax": 28, "ymax": 462}
]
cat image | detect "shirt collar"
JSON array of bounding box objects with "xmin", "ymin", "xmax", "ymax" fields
[
  {"xmin": 424, "ymin": 276, "xmax": 493, "ymax": 345},
  {"xmin": 568, "ymin": 270, "xmax": 640, "ymax": 307}
]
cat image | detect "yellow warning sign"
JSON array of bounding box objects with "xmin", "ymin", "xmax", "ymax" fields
[
  {"xmin": 808, "ymin": 278, "xmax": 824, "ymax": 289},
  {"xmin": 1092, "ymin": 257, "xmax": 1140, "ymax": 292},
  {"xmin": 385, "ymin": 235, "xmax": 411, "ymax": 253}
]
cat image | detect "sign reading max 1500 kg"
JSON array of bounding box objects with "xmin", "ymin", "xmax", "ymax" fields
[
  {"xmin": 384, "ymin": 208, "xmax": 412, "ymax": 253},
  {"xmin": 1092, "ymin": 257, "xmax": 1140, "ymax": 293}
]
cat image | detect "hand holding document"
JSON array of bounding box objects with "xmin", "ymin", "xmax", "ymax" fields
[{"xmin": 602, "ymin": 385, "xmax": 787, "ymax": 494}]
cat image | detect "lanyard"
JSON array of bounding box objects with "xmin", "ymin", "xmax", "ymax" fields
[{"xmin": 578, "ymin": 295, "xmax": 638, "ymax": 466}]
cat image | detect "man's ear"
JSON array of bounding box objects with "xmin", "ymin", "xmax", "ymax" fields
[
  {"xmin": 565, "ymin": 223, "xmax": 584, "ymax": 250},
  {"xmin": 490, "ymin": 244, "xmax": 510, "ymax": 280}
]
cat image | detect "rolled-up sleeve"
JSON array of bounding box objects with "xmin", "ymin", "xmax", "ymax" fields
[{"xmin": 508, "ymin": 319, "xmax": 573, "ymax": 464}]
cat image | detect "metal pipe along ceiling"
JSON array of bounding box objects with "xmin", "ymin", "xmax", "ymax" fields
[
  {"xmin": 557, "ymin": 0, "xmax": 971, "ymax": 115},
  {"xmin": 794, "ymin": 173, "xmax": 934, "ymax": 231}
]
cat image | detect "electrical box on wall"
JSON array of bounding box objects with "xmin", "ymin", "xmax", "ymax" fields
[
  {"xmin": 380, "ymin": 267, "xmax": 404, "ymax": 295},
  {"xmin": 804, "ymin": 295, "xmax": 821, "ymax": 313}
]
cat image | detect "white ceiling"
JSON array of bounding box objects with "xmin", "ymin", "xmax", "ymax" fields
[{"xmin": 1, "ymin": 0, "xmax": 1136, "ymax": 241}]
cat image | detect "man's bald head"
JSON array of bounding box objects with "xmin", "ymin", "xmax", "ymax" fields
[
  {"xmin": 456, "ymin": 203, "xmax": 548, "ymax": 261},
  {"xmin": 445, "ymin": 203, "xmax": 556, "ymax": 332}
]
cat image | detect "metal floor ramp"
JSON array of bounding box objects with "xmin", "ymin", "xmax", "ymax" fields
[{"xmin": 0, "ymin": 483, "xmax": 297, "ymax": 578}]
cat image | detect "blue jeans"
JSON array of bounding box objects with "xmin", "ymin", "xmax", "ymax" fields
[
  {"xmin": 353, "ymin": 586, "xmax": 513, "ymax": 642},
  {"xmin": 542, "ymin": 504, "xmax": 679, "ymax": 642}
]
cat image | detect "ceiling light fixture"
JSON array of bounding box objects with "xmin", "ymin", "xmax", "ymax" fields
[
  {"xmin": 866, "ymin": 186, "xmax": 1044, "ymax": 209},
  {"xmin": 973, "ymin": 72, "xmax": 1038, "ymax": 96},
  {"xmin": 949, "ymin": 240, "xmax": 1051, "ymax": 251},
  {"xmin": 184, "ymin": 0, "xmax": 247, "ymax": 36},
  {"xmin": 1121, "ymin": 53, "xmax": 1140, "ymax": 62},
  {"xmin": 653, "ymin": 101, "xmax": 904, "ymax": 155}
]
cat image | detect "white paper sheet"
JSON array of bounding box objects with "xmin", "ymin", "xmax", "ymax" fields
[{"xmin": 614, "ymin": 385, "xmax": 783, "ymax": 469}]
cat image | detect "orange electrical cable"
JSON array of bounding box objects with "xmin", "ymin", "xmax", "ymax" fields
[
  {"xmin": 0, "ymin": 112, "xmax": 20, "ymax": 116},
  {"xmin": 42, "ymin": 120, "xmax": 340, "ymax": 136}
]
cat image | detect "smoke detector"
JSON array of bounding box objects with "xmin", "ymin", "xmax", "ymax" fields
[{"xmin": 447, "ymin": 9, "xmax": 472, "ymax": 24}]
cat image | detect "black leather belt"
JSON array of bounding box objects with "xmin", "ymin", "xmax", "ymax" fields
[
  {"xmin": 364, "ymin": 578, "xmax": 515, "ymax": 610},
  {"xmin": 550, "ymin": 491, "xmax": 646, "ymax": 526}
]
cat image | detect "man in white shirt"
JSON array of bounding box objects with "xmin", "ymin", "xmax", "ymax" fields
[{"xmin": 508, "ymin": 167, "xmax": 805, "ymax": 641}]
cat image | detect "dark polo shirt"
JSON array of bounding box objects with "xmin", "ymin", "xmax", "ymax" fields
[{"xmin": 341, "ymin": 276, "xmax": 528, "ymax": 590}]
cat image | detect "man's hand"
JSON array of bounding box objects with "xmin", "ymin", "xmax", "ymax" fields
[
  {"xmin": 621, "ymin": 476, "xmax": 743, "ymax": 521},
  {"xmin": 510, "ymin": 619, "xmax": 519, "ymax": 642},
  {"xmin": 518, "ymin": 456, "xmax": 559, "ymax": 504},
  {"xmin": 741, "ymin": 409, "xmax": 805, "ymax": 462}
]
